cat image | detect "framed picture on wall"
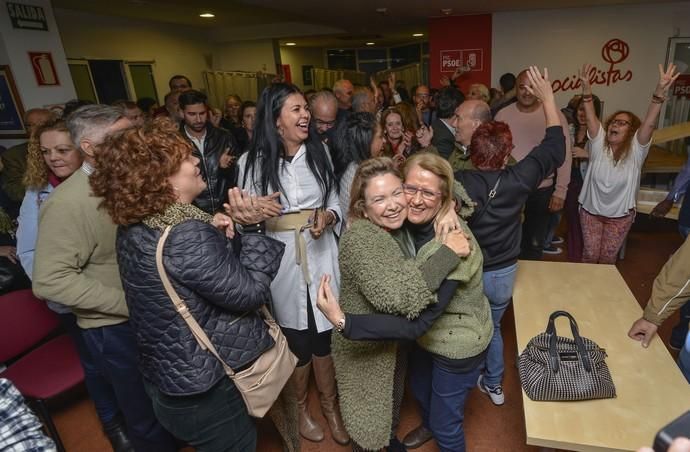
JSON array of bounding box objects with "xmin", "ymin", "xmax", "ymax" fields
[{"xmin": 0, "ymin": 65, "xmax": 26, "ymax": 138}]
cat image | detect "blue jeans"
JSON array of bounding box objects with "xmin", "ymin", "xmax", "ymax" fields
[
  {"xmin": 144, "ymin": 378, "xmax": 256, "ymax": 452},
  {"xmin": 58, "ymin": 313, "xmax": 119, "ymax": 424},
  {"xmin": 81, "ymin": 322, "xmax": 177, "ymax": 452},
  {"xmin": 481, "ymin": 263, "xmax": 518, "ymax": 386},
  {"xmin": 679, "ymin": 333, "xmax": 690, "ymax": 384},
  {"xmin": 409, "ymin": 346, "xmax": 481, "ymax": 452}
]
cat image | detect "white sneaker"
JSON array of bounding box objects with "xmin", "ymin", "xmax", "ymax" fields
[{"xmin": 477, "ymin": 374, "xmax": 505, "ymax": 406}]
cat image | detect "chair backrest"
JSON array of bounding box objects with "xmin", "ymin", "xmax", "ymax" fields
[{"xmin": 0, "ymin": 289, "xmax": 60, "ymax": 362}]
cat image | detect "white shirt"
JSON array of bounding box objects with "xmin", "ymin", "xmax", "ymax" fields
[
  {"xmin": 184, "ymin": 127, "xmax": 206, "ymax": 155},
  {"xmin": 237, "ymin": 144, "xmax": 341, "ymax": 332},
  {"xmin": 579, "ymin": 124, "xmax": 651, "ymax": 218}
]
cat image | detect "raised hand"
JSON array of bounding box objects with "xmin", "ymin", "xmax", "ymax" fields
[
  {"xmin": 523, "ymin": 66, "xmax": 554, "ymax": 103},
  {"xmin": 656, "ymin": 63, "xmax": 681, "ymax": 95},
  {"xmin": 578, "ymin": 63, "xmax": 594, "ymax": 94}
]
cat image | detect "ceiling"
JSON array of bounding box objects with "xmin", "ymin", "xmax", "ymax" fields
[{"xmin": 52, "ymin": 0, "xmax": 677, "ymax": 48}]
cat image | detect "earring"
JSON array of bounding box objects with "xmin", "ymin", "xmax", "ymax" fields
[{"xmin": 173, "ymin": 186, "xmax": 180, "ymax": 191}]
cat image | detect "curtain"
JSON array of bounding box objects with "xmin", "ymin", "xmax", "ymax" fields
[
  {"xmin": 202, "ymin": 71, "xmax": 275, "ymax": 109},
  {"xmin": 374, "ymin": 64, "xmax": 422, "ymax": 92},
  {"xmin": 313, "ymin": 68, "xmax": 366, "ymax": 90}
]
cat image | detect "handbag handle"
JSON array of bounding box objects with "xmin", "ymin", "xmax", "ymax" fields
[{"xmin": 544, "ymin": 310, "xmax": 592, "ymax": 374}]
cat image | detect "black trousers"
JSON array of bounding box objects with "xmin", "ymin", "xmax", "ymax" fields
[
  {"xmin": 520, "ymin": 186, "xmax": 554, "ymax": 261},
  {"xmin": 281, "ymin": 297, "xmax": 332, "ymax": 366}
]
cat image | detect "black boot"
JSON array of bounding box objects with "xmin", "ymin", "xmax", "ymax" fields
[{"xmin": 103, "ymin": 418, "xmax": 135, "ymax": 452}]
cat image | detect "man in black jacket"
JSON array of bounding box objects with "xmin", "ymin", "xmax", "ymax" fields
[
  {"xmin": 431, "ymin": 87, "xmax": 465, "ymax": 159},
  {"xmin": 179, "ymin": 90, "xmax": 239, "ymax": 214}
]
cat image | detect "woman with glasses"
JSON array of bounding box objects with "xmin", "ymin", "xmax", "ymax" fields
[
  {"xmin": 316, "ymin": 156, "xmax": 474, "ymax": 451},
  {"xmin": 319, "ymin": 152, "xmax": 493, "ymax": 452},
  {"xmin": 577, "ymin": 63, "xmax": 679, "ymax": 264}
]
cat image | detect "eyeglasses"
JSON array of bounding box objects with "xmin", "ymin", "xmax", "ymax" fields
[
  {"xmin": 403, "ymin": 184, "xmax": 441, "ymax": 200},
  {"xmin": 314, "ymin": 118, "xmax": 337, "ymax": 128},
  {"xmin": 610, "ymin": 119, "xmax": 631, "ymax": 127}
]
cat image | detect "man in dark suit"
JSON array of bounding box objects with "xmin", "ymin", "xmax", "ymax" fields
[{"xmin": 431, "ymin": 87, "xmax": 465, "ymax": 159}]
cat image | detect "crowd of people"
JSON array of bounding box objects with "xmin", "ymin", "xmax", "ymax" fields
[{"xmin": 0, "ymin": 59, "xmax": 686, "ymax": 452}]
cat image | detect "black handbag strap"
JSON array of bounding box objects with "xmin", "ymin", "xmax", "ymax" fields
[
  {"xmin": 545, "ymin": 310, "xmax": 592, "ymax": 374},
  {"xmin": 469, "ymin": 173, "xmax": 501, "ymax": 228}
]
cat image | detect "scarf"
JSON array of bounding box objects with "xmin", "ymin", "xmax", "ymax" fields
[{"xmin": 143, "ymin": 203, "xmax": 213, "ymax": 232}]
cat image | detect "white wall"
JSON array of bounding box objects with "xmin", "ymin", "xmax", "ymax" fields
[
  {"xmin": 54, "ymin": 8, "xmax": 210, "ymax": 100},
  {"xmin": 212, "ymin": 39, "xmax": 276, "ymax": 73},
  {"xmin": 492, "ymin": 2, "xmax": 690, "ymax": 118},
  {"xmin": 279, "ymin": 47, "xmax": 325, "ymax": 90},
  {"xmin": 0, "ymin": 0, "xmax": 75, "ymax": 147}
]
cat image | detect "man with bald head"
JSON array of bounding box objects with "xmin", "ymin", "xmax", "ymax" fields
[
  {"xmin": 333, "ymin": 79, "xmax": 353, "ymax": 121},
  {"xmin": 447, "ymin": 99, "xmax": 492, "ymax": 171},
  {"xmin": 309, "ymin": 90, "xmax": 338, "ymax": 143},
  {"xmin": 495, "ymin": 68, "xmax": 572, "ymax": 260},
  {"xmin": 1, "ymin": 108, "xmax": 55, "ymax": 217}
]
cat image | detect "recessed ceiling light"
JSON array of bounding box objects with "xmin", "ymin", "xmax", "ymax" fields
[
  {"xmin": 199, "ymin": 12, "xmax": 215, "ymax": 18},
  {"xmin": 413, "ymin": 33, "xmax": 424, "ymax": 37},
  {"xmin": 366, "ymin": 42, "xmax": 375, "ymax": 46},
  {"xmin": 285, "ymin": 42, "xmax": 297, "ymax": 46}
]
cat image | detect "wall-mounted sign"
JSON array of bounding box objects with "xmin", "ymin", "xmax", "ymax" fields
[
  {"xmin": 440, "ymin": 49, "xmax": 484, "ymax": 73},
  {"xmin": 28, "ymin": 52, "xmax": 60, "ymax": 86},
  {"xmin": 551, "ymin": 39, "xmax": 633, "ymax": 93},
  {"xmin": 0, "ymin": 66, "xmax": 26, "ymax": 138},
  {"xmin": 6, "ymin": 2, "xmax": 48, "ymax": 31}
]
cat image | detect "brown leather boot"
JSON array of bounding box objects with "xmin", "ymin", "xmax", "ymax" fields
[
  {"xmin": 290, "ymin": 363, "xmax": 324, "ymax": 442},
  {"xmin": 312, "ymin": 355, "xmax": 350, "ymax": 445}
]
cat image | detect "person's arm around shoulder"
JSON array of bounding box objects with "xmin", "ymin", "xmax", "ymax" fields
[
  {"xmin": 163, "ymin": 220, "xmax": 285, "ymax": 312},
  {"xmin": 341, "ymin": 220, "xmax": 442, "ymax": 319},
  {"xmin": 628, "ymin": 235, "xmax": 690, "ymax": 347}
]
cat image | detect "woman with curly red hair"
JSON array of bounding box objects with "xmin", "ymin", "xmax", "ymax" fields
[
  {"xmin": 89, "ymin": 118, "xmax": 287, "ymax": 451},
  {"xmin": 454, "ymin": 66, "xmax": 566, "ymax": 406}
]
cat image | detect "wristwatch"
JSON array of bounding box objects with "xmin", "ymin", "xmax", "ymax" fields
[
  {"xmin": 335, "ymin": 316, "xmax": 346, "ymax": 333},
  {"xmin": 235, "ymin": 222, "xmax": 265, "ymax": 235}
]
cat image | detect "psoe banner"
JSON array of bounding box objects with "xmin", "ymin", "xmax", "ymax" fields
[{"xmin": 429, "ymin": 15, "xmax": 492, "ymax": 93}]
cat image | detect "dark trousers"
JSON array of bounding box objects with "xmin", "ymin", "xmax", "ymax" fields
[
  {"xmin": 564, "ymin": 172, "xmax": 584, "ymax": 262},
  {"xmin": 81, "ymin": 322, "xmax": 177, "ymax": 452},
  {"xmin": 58, "ymin": 313, "xmax": 119, "ymax": 424},
  {"xmin": 144, "ymin": 378, "xmax": 256, "ymax": 452},
  {"xmin": 520, "ymin": 186, "xmax": 554, "ymax": 261},
  {"xmin": 281, "ymin": 298, "xmax": 331, "ymax": 366},
  {"xmin": 409, "ymin": 346, "xmax": 481, "ymax": 452}
]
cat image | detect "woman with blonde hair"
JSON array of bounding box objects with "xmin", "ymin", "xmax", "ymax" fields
[
  {"xmin": 467, "ymin": 83, "xmax": 490, "ymax": 103},
  {"xmin": 319, "ymin": 152, "xmax": 491, "ymax": 451}
]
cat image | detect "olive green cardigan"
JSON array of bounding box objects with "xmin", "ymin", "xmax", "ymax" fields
[{"xmin": 332, "ymin": 219, "xmax": 460, "ymax": 451}]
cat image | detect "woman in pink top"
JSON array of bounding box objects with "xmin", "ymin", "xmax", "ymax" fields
[{"xmin": 577, "ymin": 63, "xmax": 679, "ymax": 264}]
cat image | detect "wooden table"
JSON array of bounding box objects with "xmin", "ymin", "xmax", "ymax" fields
[
  {"xmin": 642, "ymin": 145, "xmax": 686, "ymax": 174},
  {"xmin": 513, "ymin": 261, "xmax": 690, "ymax": 452}
]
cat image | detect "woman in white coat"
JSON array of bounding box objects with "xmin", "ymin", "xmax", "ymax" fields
[{"xmin": 236, "ymin": 83, "xmax": 348, "ymax": 445}]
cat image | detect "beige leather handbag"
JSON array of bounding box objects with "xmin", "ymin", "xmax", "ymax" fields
[{"xmin": 155, "ymin": 226, "xmax": 297, "ymax": 418}]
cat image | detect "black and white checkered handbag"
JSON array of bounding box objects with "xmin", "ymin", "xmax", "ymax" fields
[{"xmin": 518, "ymin": 310, "xmax": 616, "ymax": 401}]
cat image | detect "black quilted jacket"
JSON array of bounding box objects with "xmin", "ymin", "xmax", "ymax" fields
[{"xmin": 116, "ymin": 220, "xmax": 285, "ymax": 396}]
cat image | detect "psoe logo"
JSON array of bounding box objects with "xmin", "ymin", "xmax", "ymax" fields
[{"xmin": 551, "ymin": 39, "xmax": 633, "ymax": 93}]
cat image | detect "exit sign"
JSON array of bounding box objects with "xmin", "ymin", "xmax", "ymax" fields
[{"xmin": 6, "ymin": 2, "xmax": 48, "ymax": 31}]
